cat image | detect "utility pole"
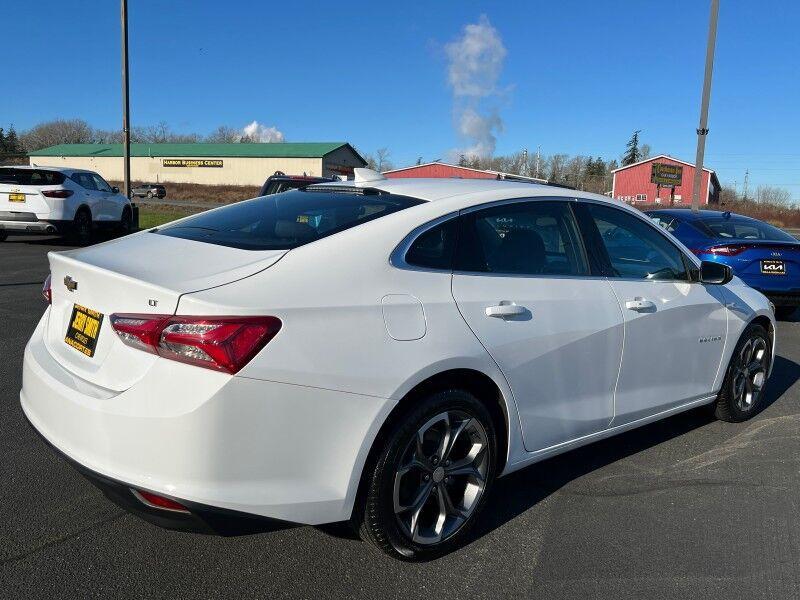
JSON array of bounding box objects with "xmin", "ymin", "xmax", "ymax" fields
[
  {"xmin": 522, "ymin": 148, "xmax": 528, "ymax": 176},
  {"xmin": 742, "ymin": 169, "xmax": 749, "ymax": 201},
  {"xmin": 535, "ymin": 145, "xmax": 541, "ymax": 179},
  {"xmin": 691, "ymin": 0, "xmax": 719, "ymax": 212},
  {"xmin": 121, "ymin": 0, "xmax": 131, "ymax": 199}
]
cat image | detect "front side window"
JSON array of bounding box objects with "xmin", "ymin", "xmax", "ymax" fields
[
  {"xmin": 455, "ymin": 201, "xmax": 588, "ymax": 276},
  {"xmin": 586, "ymin": 203, "xmax": 689, "ymax": 281},
  {"xmin": 91, "ymin": 173, "xmax": 112, "ymax": 192}
]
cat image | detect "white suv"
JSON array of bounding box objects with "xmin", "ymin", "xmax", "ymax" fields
[{"xmin": 0, "ymin": 166, "xmax": 132, "ymax": 241}]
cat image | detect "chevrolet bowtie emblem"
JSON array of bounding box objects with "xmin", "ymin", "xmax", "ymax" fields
[{"xmin": 63, "ymin": 276, "xmax": 78, "ymax": 292}]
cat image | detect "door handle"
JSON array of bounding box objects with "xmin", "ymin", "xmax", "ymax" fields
[
  {"xmin": 625, "ymin": 297, "xmax": 656, "ymax": 312},
  {"xmin": 485, "ymin": 303, "xmax": 527, "ymax": 318}
]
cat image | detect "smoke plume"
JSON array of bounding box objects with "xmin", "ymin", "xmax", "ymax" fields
[
  {"xmin": 242, "ymin": 120, "xmax": 285, "ymax": 143},
  {"xmin": 445, "ymin": 15, "xmax": 507, "ymax": 159}
]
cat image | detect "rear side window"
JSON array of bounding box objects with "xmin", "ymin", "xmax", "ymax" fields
[
  {"xmin": 455, "ymin": 201, "xmax": 588, "ymax": 276},
  {"xmin": 405, "ymin": 218, "xmax": 459, "ymax": 270},
  {"xmin": 0, "ymin": 168, "xmax": 65, "ymax": 186},
  {"xmin": 155, "ymin": 190, "xmax": 424, "ymax": 250},
  {"xmin": 71, "ymin": 173, "xmax": 97, "ymax": 190}
]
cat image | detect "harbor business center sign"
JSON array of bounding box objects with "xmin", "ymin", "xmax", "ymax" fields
[{"xmin": 162, "ymin": 159, "xmax": 224, "ymax": 168}]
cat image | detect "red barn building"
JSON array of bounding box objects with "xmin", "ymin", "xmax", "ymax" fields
[
  {"xmin": 611, "ymin": 155, "xmax": 720, "ymax": 206},
  {"xmin": 383, "ymin": 162, "xmax": 547, "ymax": 183}
]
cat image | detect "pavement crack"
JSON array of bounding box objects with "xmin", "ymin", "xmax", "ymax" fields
[{"xmin": 0, "ymin": 511, "xmax": 127, "ymax": 566}]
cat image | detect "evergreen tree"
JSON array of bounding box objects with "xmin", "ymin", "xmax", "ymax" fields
[
  {"xmin": 621, "ymin": 130, "xmax": 642, "ymax": 166},
  {"xmin": 5, "ymin": 125, "xmax": 22, "ymax": 154}
]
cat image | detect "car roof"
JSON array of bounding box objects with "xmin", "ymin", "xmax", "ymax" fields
[
  {"xmin": 647, "ymin": 208, "xmax": 755, "ymax": 222},
  {"xmin": 4, "ymin": 165, "xmax": 99, "ymax": 176},
  {"xmin": 313, "ymin": 176, "xmax": 620, "ymax": 211}
]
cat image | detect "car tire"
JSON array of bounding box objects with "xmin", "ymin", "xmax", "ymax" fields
[
  {"xmin": 70, "ymin": 207, "xmax": 93, "ymax": 244},
  {"xmin": 146, "ymin": 191, "xmax": 153, "ymax": 199},
  {"xmin": 775, "ymin": 306, "xmax": 797, "ymax": 320},
  {"xmin": 355, "ymin": 389, "xmax": 497, "ymax": 561},
  {"xmin": 118, "ymin": 206, "xmax": 133, "ymax": 236},
  {"xmin": 0, "ymin": 231, "xmax": 7, "ymax": 242},
  {"xmin": 714, "ymin": 322, "xmax": 771, "ymax": 423}
]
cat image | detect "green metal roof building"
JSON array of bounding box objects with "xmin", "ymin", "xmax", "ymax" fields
[{"xmin": 28, "ymin": 142, "xmax": 366, "ymax": 186}]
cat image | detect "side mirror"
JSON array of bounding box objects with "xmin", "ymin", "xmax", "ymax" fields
[
  {"xmin": 112, "ymin": 186, "xmax": 120, "ymax": 193},
  {"xmin": 700, "ymin": 260, "xmax": 732, "ymax": 285}
]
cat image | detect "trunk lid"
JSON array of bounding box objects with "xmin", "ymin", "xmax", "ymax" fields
[
  {"xmin": 0, "ymin": 183, "xmax": 52, "ymax": 215},
  {"xmin": 706, "ymin": 241, "xmax": 800, "ymax": 288},
  {"xmin": 44, "ymin": 231, "xmax": 286, "ymax": 391}
]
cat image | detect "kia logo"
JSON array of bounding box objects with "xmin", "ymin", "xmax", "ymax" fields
[{"xmin": 63, "ymin": 276, "xmax": 78, "ymax": 292}]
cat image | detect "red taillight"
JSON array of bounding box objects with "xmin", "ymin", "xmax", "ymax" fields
[
  {"xmin": 707, "ymin": 245, "xmax": 748, "ymax": 256},
  {"xmin": 109, "ymin": 314, "xmax": 281, "ymax": 374},
  {"xmin": 41, "ymin": 189, "xmax": 74, "ymax": 198},
  {"xmin": 133, "ymin": 489, "xmax": 190, "ymax": 513},
  {"xmin": 42, "ymin": 274, "xmax": 51, "ymax": 304}
]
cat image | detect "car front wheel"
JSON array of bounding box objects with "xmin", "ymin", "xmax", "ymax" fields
[
  {"xmin": 355, "ymin": 389, "xmax": 497, "ymax": 560},
  {"xmin": 714, "ymin": 322, "xmax": 771, "ymax": 422}
]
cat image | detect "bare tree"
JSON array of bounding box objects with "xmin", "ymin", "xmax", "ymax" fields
[
  {"xmin": 756, "ymin": 185, "xmax": 792, "ymax": 205},
  {"xmin": 375, "ymin": 147, "xmax": 393, "ymax": 172},
  {"xmin": 20, "ymin": 119, "xmax": 94, "ymax": 151},
  {"xmin": 206, "ymin": 126, "xmax": 243, "ymax": 143}
]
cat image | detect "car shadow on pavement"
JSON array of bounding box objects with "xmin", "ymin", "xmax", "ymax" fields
[
  {"xmin": 320, "ymin": 354, "xmax": 800, "ymax": 547},
  {"xmin": 468, "ymin": 352, "xmax": 800, "ymax": 545}
]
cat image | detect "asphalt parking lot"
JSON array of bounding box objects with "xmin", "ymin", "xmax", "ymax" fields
[{"xmin": 2, "ymin": 235, "xmax": 800, "ymax": 600}]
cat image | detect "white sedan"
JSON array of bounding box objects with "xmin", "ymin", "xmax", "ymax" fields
[
  {"xmin": 0, "ymin": 166, "xmax": 132, "ymax": 241},
  {"xmin": 20, "ymin": 170, "xmax": 775, "ymax": 560}
]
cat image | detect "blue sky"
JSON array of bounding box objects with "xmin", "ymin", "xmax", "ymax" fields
[{"xmin": 4, "ymin": 0, "xmax": 799, "ymax": 197}]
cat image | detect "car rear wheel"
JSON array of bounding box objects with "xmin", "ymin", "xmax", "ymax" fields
[
  {"xmin": 146, "ymin": 191, "xmax": 153, "ymax": 198},
  {"xmin": 714, "ymin": 323, "xmax": 771, "ymax": 422},
  {"xmin": 355, "ymin": 389, "xmax": 497, "ymax": 560},
  {"xmin": 0, "ymin": 231, "xmax": 7, "ymax": 242},
  {"xmin": 775, "ymin": 306, "xmax": 797, "ymax": 320},
  {"xmin": 70, "ymin": 208, "xmax": 93, "ymax": 243}
]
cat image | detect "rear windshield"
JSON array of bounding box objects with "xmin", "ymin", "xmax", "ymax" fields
[
  {"xmin": 154, "ymin": 190, "xmax": 424, "ymax": 250},
  {"xmin": 693, "ymin": 217, "xmax": 796, "ymax": 242},
  {"xmin": 0, "ymin": 168, "xmax": 66, "ymax": 186}
]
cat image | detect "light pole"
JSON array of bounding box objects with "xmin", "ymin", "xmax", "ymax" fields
[
  {"xmin": 691, "ymin": 0, "xmax": 719, "ymax": 212},
  {"xmin": 121, "ymin": 0, "xmax": 131, "ymax": 199}
]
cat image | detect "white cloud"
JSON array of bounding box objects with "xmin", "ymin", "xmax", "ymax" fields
[
  {"xmin": 445, "ymin": 15, "xmax": 508, "ymax": 159},
  {"xmin": 445, "ymin": 15, "xmax": 507, "ymax": 99},
  {"xmin": 242, "ymin": 120, "xmax": 285, "ymax": 143}
]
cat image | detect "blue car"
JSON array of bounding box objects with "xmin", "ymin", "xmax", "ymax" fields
[{"xmin": 647, "ymin": 209, "xmax": 800, "ymax": 319}]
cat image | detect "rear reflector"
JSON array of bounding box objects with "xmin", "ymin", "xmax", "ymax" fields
[
  {"xmin": 41, "ymin": 189, "xmax": 74, "ymax": 198},
  {"xmin": 42, "ymin": 274, "xmax": 51, "ymax": 304},
  {"xmin": 132, "ymin": 489, "xmax": 190, "ymax": 513},
  {"xmin": 109, "ymin": 314, "xmax": 281, "ymax": 374}
]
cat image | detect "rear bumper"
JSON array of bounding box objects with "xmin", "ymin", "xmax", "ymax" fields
[
  {"xmin": 20, "ymin": 312, "xmax": 394, "ymax": 527},
  {"xmin": 0, "ymin": 217, "xmax": 68, "ymax": 234},
  {"xmin": 23, "ymin": 410, "xmax": 290, "ymax": 535}
]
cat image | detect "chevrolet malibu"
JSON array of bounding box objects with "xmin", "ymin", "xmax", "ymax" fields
[{"xmin": 21, "ymin": 170, "xmax": 775, "ymax": 560}]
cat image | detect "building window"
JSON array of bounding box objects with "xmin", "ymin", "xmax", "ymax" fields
[
  {"xmin": 635, "ymin": 194, "xmax": 647, "ymax": 203},
  {"xmin": 674, "ymin": 195, "xmax": 682, "ymax": 203}
]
